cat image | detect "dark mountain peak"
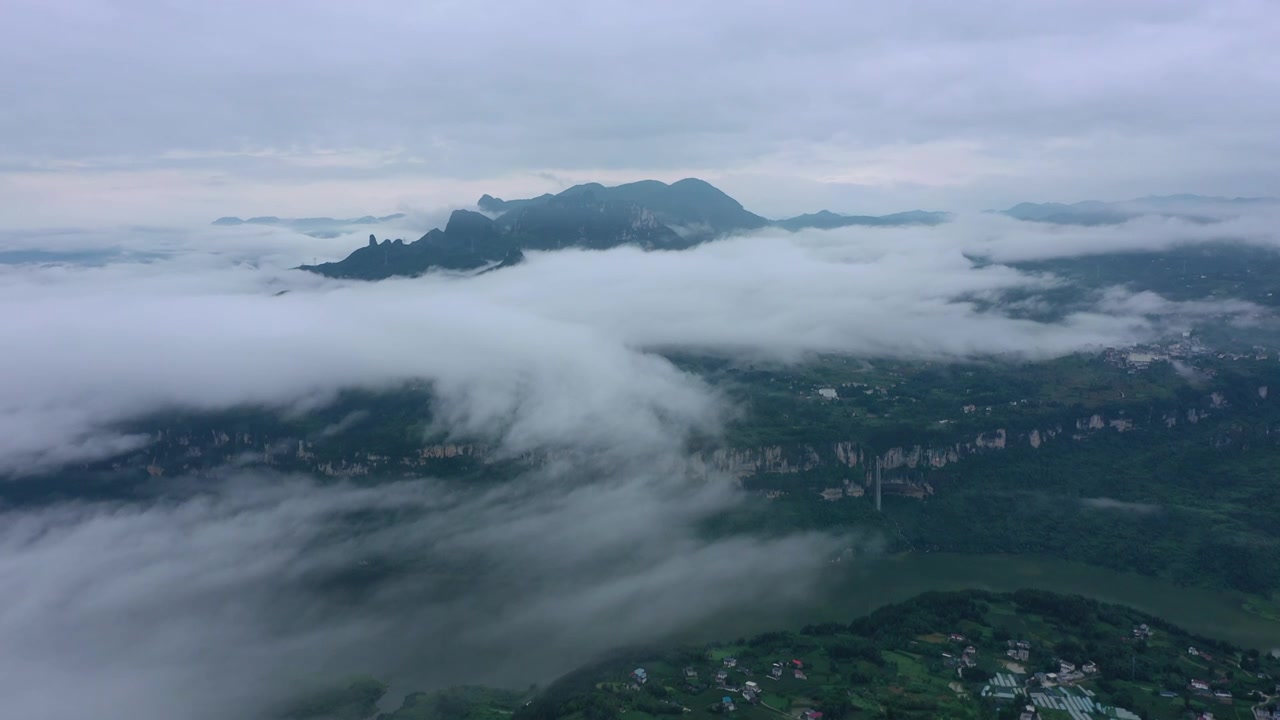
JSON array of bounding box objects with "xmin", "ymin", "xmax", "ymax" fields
[
  {"xmin": 416, "ymin": 228, "xmax": 446, "ymax": 244},
  {"xmin": 475, "ymin": 192, "xmax": 555, "ymax": 214},
  {"xmin": 558, "ymin": 182, "xmax": 607, "ymax": 197},
  {"xmin": 1007, "ymin": 201, "xmax": 1053, "ymax": 212},
  {"xmin": 309, "ymin": 178, "xmax": 791, "ymax": 280},
  {"xmin": 212, "ymin": 216, "xmax": 245, "ymax": 226},
  {"xmin": 445, "ymin": 209, "xmax": 497, "ymax": 235},
  {"xmin": 546, "ymin": 189, "xmax": 603, "ymax": 209},
  {"xmin": 668, "ymin": 177, "xmax": 743, "ymax": 204},
  {"xmin": 555, "ymin": 177, "xmax": 769, "ymax": 235},
  {"xmin": 367, "ymin": 234, "xmax": 377, "ymax": 247},
  {"xmin": 670, "ymin": 177, "xmax": 714, "ymax": 189}
]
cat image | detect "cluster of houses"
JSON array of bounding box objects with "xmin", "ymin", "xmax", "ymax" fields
[
  {"xmin": 630, "ymin": 654, "xmax": 819, "ymax": 712},
  {"xmin": 764, "ymin": 659, "xmax": 808, "ymax": 680},
  {"xmin": 1187, "ymin": 678, "xmax": 1233, "ymax": 701},
  {"xmin": 1006, "ymin": 639, "xmax": 1032, "ymax": 663},
  {"xmin": 719, "ymin": 657, "xmax": 766, "ymax": 706},
  {"xmin": 1132, "ymin": 623, "xmax": 1153, "ymax": 640},
  {"xmin": 1050, "ymin": 660, "xmax": 1098, "ymax": 686},
  {"xmin": 1188, "ymin": 646, "xmax": 1216, "ymax": 662},
  {"xmin": 1028, "ymin": 661, "xmax": 1097, "ymax": 689},
  {"xmin": 1253, "ymin": 706, "xmax": 1280, "ymax": 720},
  {"xmin": 942, "ymin": 638, "xmax": 979, "ymax": 670}
]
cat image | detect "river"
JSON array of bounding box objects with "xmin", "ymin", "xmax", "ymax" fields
[{"xmin": 807, "ymin": 552, "xmax": 1280, "ymax": 650}]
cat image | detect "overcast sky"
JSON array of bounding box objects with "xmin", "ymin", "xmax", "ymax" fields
[{"xmin": 2, "ymin": 0, "xmax": 1278, "ymax": 226}]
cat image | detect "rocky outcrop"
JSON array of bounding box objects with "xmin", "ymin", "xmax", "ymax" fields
[
  {"xmin": 689, "ymin": 444, "xmax": 822, "ymax": 477},
  {"xmin": 417, "ymin": 443, "xmax": 487, "ymax": 459},
  {"xmin": 975, "ymin": 429, "xmax": 1007, "ymax": 449},
  {"xmin": 879, "ymin": 444, "xmax": 962, "ymax": 470},
  {"xmin": 1078, "ymin": 414, "xmax": 1106, "ymax": 431},
  {"xmin": 833, "ymin": 441, "xmax": 863, "ymax": 467}
]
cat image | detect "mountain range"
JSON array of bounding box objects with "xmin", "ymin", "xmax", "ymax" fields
[
  {"xmin": 213, "ymin": 213, "xmax": 407, "ymax": 238},
  {"xmin": 272, "ymin": 185, "xmax": 1276, "ymax": 280},
  {"xmin": 997, "ymin": 194, "xmax": 1277, "ymax": 226},
  {"xmin": 297, "ymin": 179, "xmax": 946, "ymax": 280}
]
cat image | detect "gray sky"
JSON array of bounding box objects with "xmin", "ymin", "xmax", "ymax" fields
[{"xmin": 2, "ymin": 0, "xmax": 1278, "ymax": 225}]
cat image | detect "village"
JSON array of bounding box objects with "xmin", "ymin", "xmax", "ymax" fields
[
  {"xmin": 627, "ymin": 656, "xmax": 819, "ymax": 715},
  {"xmin": 612, "ymin": 615, "xmax": 1279, "ymax": 720}
]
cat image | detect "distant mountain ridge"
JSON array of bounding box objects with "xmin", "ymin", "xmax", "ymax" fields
[
  {"xmin": 775, "ymin": 208, "xmax": 949, "ymax": 231},
  {"xmin": 265, "ymin": 186, "xmax": 1278, "ymax": 280},
  {"xmin": 300, "ymin": 179, "xmax": 942, "ymax": 280},
  {"xmin": 998, "ymin": 194, "xmax": 1278, "ymax": 226},
  {"xmin": 213, "ymin": 213, "xmax": 406, "ymax": 238}
]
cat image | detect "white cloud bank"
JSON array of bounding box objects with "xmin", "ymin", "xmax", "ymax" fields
[
  {"xmin": 0, "ymin": 470, "xmax": 843, "ymax": 720},
  {"xmin": 0, "ymin": 216, "xmax": 1268, "ymax": 475}
]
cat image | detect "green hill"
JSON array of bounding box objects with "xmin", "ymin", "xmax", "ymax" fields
[{"xmin": 280, "ymin": 590, "xmax": 1280, "ymax": 720}]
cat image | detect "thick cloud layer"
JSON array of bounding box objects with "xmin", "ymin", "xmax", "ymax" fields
[
  {"xmin": 1, "ymin": 1, "xmax": 1278, "ymax": 223},
  {"xmin": 3, "ymin": 217, "xmax": 1265, "ymax": 475},
  {"xmin": 0, "ymin": 469, "xmax": 842, "ymax": 720}
]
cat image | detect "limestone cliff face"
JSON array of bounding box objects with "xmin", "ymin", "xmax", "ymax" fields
[
  {"xmin": 879, "ymin": 444, "xmax": 962, "ymax": 470},
  {"xmin": 688, "ymin": 444, "xmax": 823, "ymax": 477},
  {"xmin": 1078, "ymin": 414, "xmax": 1106, "ymax": 431},
  {"xmin": 690, "ymin": 393, "xmax": 1260, "ymax": 498},
  {"xmin": 132, "ymin": 389, "xmax": 1262, "ymax": 484},
  {"xmin": 833, "ymin": 441, "xmax": 863, "ymax": 467},
  {"xmin": 975, "ymin": 429, "xmax": 1007, "ymax": 449},
  {"xmin": 417, "ymin": 443, "xmax": 487, "ymax": 459}
]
